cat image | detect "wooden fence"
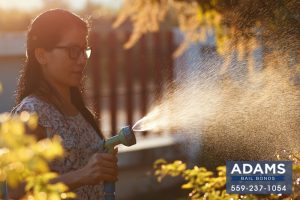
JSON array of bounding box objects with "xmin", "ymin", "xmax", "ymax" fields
[{"xmin": 87, "ymin": 29, "xmax": 175, "ymax": 136}]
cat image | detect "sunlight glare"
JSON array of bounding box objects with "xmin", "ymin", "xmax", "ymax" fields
[{"xmin": 0, "ymin": 0, "xmax": 43, "ymax": 11}]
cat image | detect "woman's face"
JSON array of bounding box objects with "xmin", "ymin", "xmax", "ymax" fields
[{"xmin": 41, "ymin": 26, "xmax": 88, "ymax": 88}]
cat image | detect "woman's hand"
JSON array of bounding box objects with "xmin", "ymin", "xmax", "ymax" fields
[{"xmin": 80, "ymin": 149, "xmax": 118, "ymax": 185}]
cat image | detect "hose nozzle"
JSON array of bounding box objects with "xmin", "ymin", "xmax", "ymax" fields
[{"xmin": 104, "ymin": 126, "xmax": 136, "ymax": 153}]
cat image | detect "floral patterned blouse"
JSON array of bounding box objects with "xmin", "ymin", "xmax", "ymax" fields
[{"xmin": 13, "ymin": 95, "xmax": 104, "ymax": 199}]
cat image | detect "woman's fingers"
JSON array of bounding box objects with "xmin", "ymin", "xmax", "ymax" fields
[
  {"xmin": 113, "ymin": 147, "xmax": 118, "ymax": 155},
  {"xmin": 83, "ymin": 152, "xmax": 119, "ymax": 184},
  {"xmin": 100, "ymin": 166, "xmax": 118, "ymax": 176},
  {"xmin": 98, "ymin": 159, "xmax": 118, "ymax": 169},
  {"xmin": 100, "ymin": 153, "xmax": 118, "ymax": 163},
  {"xmin": 99, "ymin": 162, "xmax": 118, "ymax": 182},
  {"xmin": 90, "ymin": 152, "xmax": 119, "ymax": 180}
]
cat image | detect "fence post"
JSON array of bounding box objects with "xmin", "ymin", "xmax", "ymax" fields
[
  {"xmin": 108, "ymin": 31, "xmax": 117, "ymax": 136},
  {"xmin": 153, "ymin": 32, "xmax": 162, "ymax": 100},
  {"xmin": 124, "ymin": 32, "xmax": 133, "ymax": 127},
  {"xmin": 139, "ymin": 35, "xmax": 148, "ymax": 135},
  {"xmin": 166, "ymin": 30, "xmax": 174, "ymax": 83}
]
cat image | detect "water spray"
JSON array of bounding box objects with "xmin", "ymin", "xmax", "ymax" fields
[{"xmin": 103, "ymin": 126, "xmax": 137, "ymax": 200}]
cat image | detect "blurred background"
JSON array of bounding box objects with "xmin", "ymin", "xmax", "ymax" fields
[
  {"xmin": 0, "ymin": 1, "xmax": 188, "ymax": 199},
  {"xmin": 0, "ymin": 0, "xmax": 175, "ymax": 134},
  {"xmin": 0, "ymin": 0, "xmax": 299, "ymax": 199}
]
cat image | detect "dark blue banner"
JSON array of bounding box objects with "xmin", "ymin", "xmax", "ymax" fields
[{"xmin": 226, "ymin": 161, "xmax": 292, "ymax": 194}]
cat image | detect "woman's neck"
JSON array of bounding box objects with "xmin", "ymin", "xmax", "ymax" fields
[
  {"xmin": 42, "ymin": 78, "xmax": 80, "ymax": 116},
  {"xmin": 53, "ymin": 85, "xmax": 79, "ymax": 116},
  {"xmin": 44, "ymin": 77, "xmax": 71, "ymax": 104},
  {"xmin": 55, "ymin": 85, "xmax": 72, "ymax": 105}
]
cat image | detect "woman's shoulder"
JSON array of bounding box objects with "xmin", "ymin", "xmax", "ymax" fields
[
  {"xmin": 13, "ymin": 95, "xmax": 52, "ymax": 113},
  {"xmin": 12, "ymin": 95, "xmax": 64, "ymax": 132},
  {"xmin": 12, "ymin": 95, "xmax": 63, "ymax": 120}
]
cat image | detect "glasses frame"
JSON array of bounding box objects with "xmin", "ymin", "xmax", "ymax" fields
[{"xmin": 53, "ymin": 45, "xmax": 91, "ymax": 60}]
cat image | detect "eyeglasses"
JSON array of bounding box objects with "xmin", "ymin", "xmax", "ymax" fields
[{"xmin": 53, "ymin": 45, "xmax": 91, "ymax": 60}]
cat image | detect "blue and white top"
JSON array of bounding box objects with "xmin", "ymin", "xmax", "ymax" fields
[{"xmin": 13, "ymin": 95, "xmax": 104, "ymax": 199}]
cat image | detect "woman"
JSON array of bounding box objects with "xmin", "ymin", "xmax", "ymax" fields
[{"xmin": 12, "ymin": 9, "xmax": 118, "ymax": 199}]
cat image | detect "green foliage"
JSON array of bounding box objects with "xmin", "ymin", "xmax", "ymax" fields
[
  {"xmin": 114, "ymin": 0, "xmax": 229, "ymax": 57},
  {"xmin": 0, "ymin": 112, "xmax": 75, "ymax": 199},
  {"xmin": 154, "ymin": 159, "xmax": 300, "ymax": 200},
  {"xmin": 116, "ymin": 0, "xmax": 299, "ymax": 58}
]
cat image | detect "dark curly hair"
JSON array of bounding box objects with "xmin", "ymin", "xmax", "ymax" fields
[{"xmin": 14, "ymin": 8, "xmax": 103, "ymax": 139}]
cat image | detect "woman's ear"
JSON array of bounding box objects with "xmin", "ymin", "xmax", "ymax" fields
[{"xmin": 34, "ymin": 48, "xmax": 47, "ymax": 65}]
